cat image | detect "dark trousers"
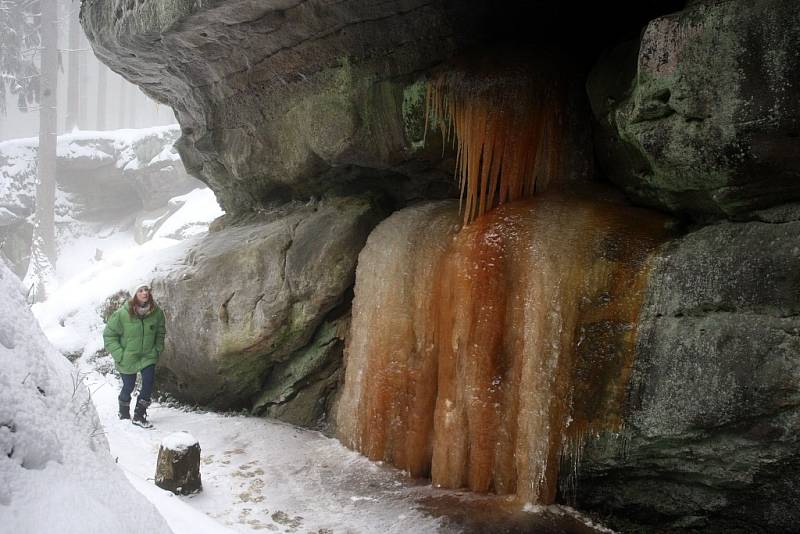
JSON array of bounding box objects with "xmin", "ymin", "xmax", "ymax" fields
[{"xmin": 118, "ymin": 364, "xmax": 155, "ymax": 404}]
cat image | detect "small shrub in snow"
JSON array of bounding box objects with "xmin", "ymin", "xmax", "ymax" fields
[
  {"xmin": 91, "ymin": 353, "xmax": 117, "ymax": 376},
  {"xmin": 64, "ymin": 350, "xmax": 82, "ymax": 363},
  {"xmin": 99, "ymin": 290, "xmax": 130, "ymax": 323}
]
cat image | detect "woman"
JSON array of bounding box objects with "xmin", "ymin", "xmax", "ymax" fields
[{"xmin": 103, "ymin": 281, "xmax": 166, "ymax": 428}]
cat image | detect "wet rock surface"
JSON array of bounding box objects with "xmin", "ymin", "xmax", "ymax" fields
[
  {"xmin": 574, "ymin": 218, "xmax": 800, "ymax": 532},
  {"xmin": 252, "ymin": 314, "xmax": 349, "ymax": 430}
]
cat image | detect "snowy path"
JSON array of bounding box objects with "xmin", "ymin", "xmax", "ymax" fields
[
  {"xmin": 88, "ymin": 371, "xmax": 447, "ymax": 534},
  {"xmin": 88, "ymin": 371, "xmax": 612, "ymax": 534}
]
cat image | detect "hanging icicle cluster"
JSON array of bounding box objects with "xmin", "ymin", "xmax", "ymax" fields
[{"xmin": 425, "ymin": 57, "xmax": 564, "ymax": 224}]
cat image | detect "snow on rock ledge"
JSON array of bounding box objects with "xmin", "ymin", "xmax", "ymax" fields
[
  {"xmin": 0, "ymin": 125, "xmax": 205, "ymax": 276},
  {"xmin": 0, "ymin": 125, "xmax": 200, "ymax": 219},
  {"xmin": 0, "ymin": 259, "xmax": 172, "ymax": 534}
]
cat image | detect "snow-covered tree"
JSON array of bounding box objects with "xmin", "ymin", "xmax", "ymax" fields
[
  {"xmin": 0, "ymin": 0, "xmax": 41, "ymax": 119},
  {"xmin": 22, "ymin": 0, "xmax": 58, "ymax": 302},
  {"xmin": 63, "ymin": 0, "xmax": 80, "ymax": 130}
]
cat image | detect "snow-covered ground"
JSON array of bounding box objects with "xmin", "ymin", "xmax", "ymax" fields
[
  {"xmin": 3, "ymin": 171, "xmax": 612, "ymax": 533},
  {"xmin": 88, "ymin": 371, "xmax": 449, "ymax": 533}
]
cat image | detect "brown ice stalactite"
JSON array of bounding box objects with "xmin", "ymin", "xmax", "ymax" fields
[
  {"xmin": 336, "ymin": 194, "xmax": 672, "ymax": 504},
  {"xmin": 425, "ymin": 56, "xmax": 564, "ymax": 225}
]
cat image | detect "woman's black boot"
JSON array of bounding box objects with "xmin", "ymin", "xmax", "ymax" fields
[
  {"xmin": 118, "ymin": 400, "xmax": 131, "ymax": 420},
  {"xmin": 132, "ymin": 398, "xmax": 153, "ymax": 428}
]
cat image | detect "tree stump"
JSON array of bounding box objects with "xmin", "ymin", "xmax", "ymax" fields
[{"xmin": 155, "ymin": 431, "xmax": 202, "ymax": 495}]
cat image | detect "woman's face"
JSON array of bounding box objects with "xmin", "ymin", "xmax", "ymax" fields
[{"xmin": 136, "ymin": 287, "xmax": 151, "ymax": 303}]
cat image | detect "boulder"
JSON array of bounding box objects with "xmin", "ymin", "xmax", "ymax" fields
[
  {"xmin": 587, "ymin": 0, "xmax": 800, "ymax": 219},
  {"xmin": 155, "ymin": 432, "xmax": 202, "ymax": 495},
  {"xmin": 0, "ymin": 127, "xmax": 200, "ymax": 223},
  {"xmin": 55, "ymin": 127, "xmax": 203, "ymax": 216},
  {"xmin": 153, "ymin": 196, "xmax": 382, "ymax": 411},
  {"xmin": 573, "ymin": 213, "xmax": 800, "ymax": 531}
]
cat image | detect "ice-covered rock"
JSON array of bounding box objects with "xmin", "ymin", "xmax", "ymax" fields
[{"xmin": 153, "ymin": 195, "xmax": 381, "ymax": 412}]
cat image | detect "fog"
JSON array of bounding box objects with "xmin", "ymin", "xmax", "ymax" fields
[
  {"xmin": 0, "ymin": 65, "xmax": 177, "ymax": 141},
  {"xmin": 0, "ymin": 1, "xmax": 175, "ymax": 141}
]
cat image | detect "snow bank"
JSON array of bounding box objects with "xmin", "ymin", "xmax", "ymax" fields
[{"xmin": 0, "ymin": 259, "xmax": 173, "ymax": 534}]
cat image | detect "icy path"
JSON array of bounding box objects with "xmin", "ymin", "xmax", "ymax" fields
[{"xmin": 87, "ymin": 371, "xmax": 446, "ymax": 534}]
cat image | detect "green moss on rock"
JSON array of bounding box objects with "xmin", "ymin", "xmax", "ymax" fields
[
  {"xmin": 588, "ymin": 0, "xmax": 800, "ymax": 219},
  {"xmin": 402, "ymin": 80, "xmax": 427, "ymax": 150},
  {"xmin": 251, "ymin": 317, "xmax": 346, "ymax": 423}
]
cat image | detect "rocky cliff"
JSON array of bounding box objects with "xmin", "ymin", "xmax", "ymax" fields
[
  {"xmin": 577, "ymin": 209, "xmax": 800, "ymax": 531},
  {"xmin": 576, "ymin": 4, "xmax": 800, "ymax": 530},
  {"xmin": 82, "ymin": 0, "xmax": 800, "ymax": 530}
]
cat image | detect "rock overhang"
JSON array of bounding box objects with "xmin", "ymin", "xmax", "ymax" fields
[
  {"xmin": 81, "ymin": 0, "xmax": 687, "ymax": 217},
  {"xmin": 81, "ymin": 0, "xmax": 491, "ymax": 214}
]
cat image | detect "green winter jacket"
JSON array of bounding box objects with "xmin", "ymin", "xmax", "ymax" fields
[{"xmin": 103, "ymin": 302, "xmax": 166, "ymax": 375}]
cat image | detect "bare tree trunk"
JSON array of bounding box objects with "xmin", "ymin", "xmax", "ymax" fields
[
  {"xmin": 64, "ymin": 0, "xmax": 80, "ymax": 131},
  {"xmin": 96, "ymin": 63, "xmax": 107, "ymax": 130},
  {"xmin": 25, "ymin": 0, "xmax": 59, "ymax": 301},
  {"xmin": 78, "ymin": 31, "xmax": 89, "ymax": 127},
  {"xmin": 118, "ymin": 74, "xmax": 126, "ymax": 127},
  {"xmin": 128, "ymin": 85, "xmax": 137, "ymax": 128}
]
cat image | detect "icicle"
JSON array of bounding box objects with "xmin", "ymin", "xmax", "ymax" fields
[{"xmin": 425, "ymin": 57, "xmax": 564, "ymax": 224}]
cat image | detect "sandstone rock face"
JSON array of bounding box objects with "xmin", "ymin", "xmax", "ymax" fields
[
  {"xmin": 574, "ymin": 214, "xmax": 800, "ymax": 531},
  {"xmin": 587, "ymin": 0, "xmax": 800, "ymax": 219},
  {"xmin": 153, "ymin": 196, "xmax": 381, "ymax": 410},
  {"xmin": 252, "ymin": 314, "xmax": 349, "ymax": 430},
  {"xmin": 80, "ymin": 0, "xmax": 800, "ymax": 528},
  {"xmin": 80, "ymin": 0, "xmax": 488, "ymax": 216}
]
